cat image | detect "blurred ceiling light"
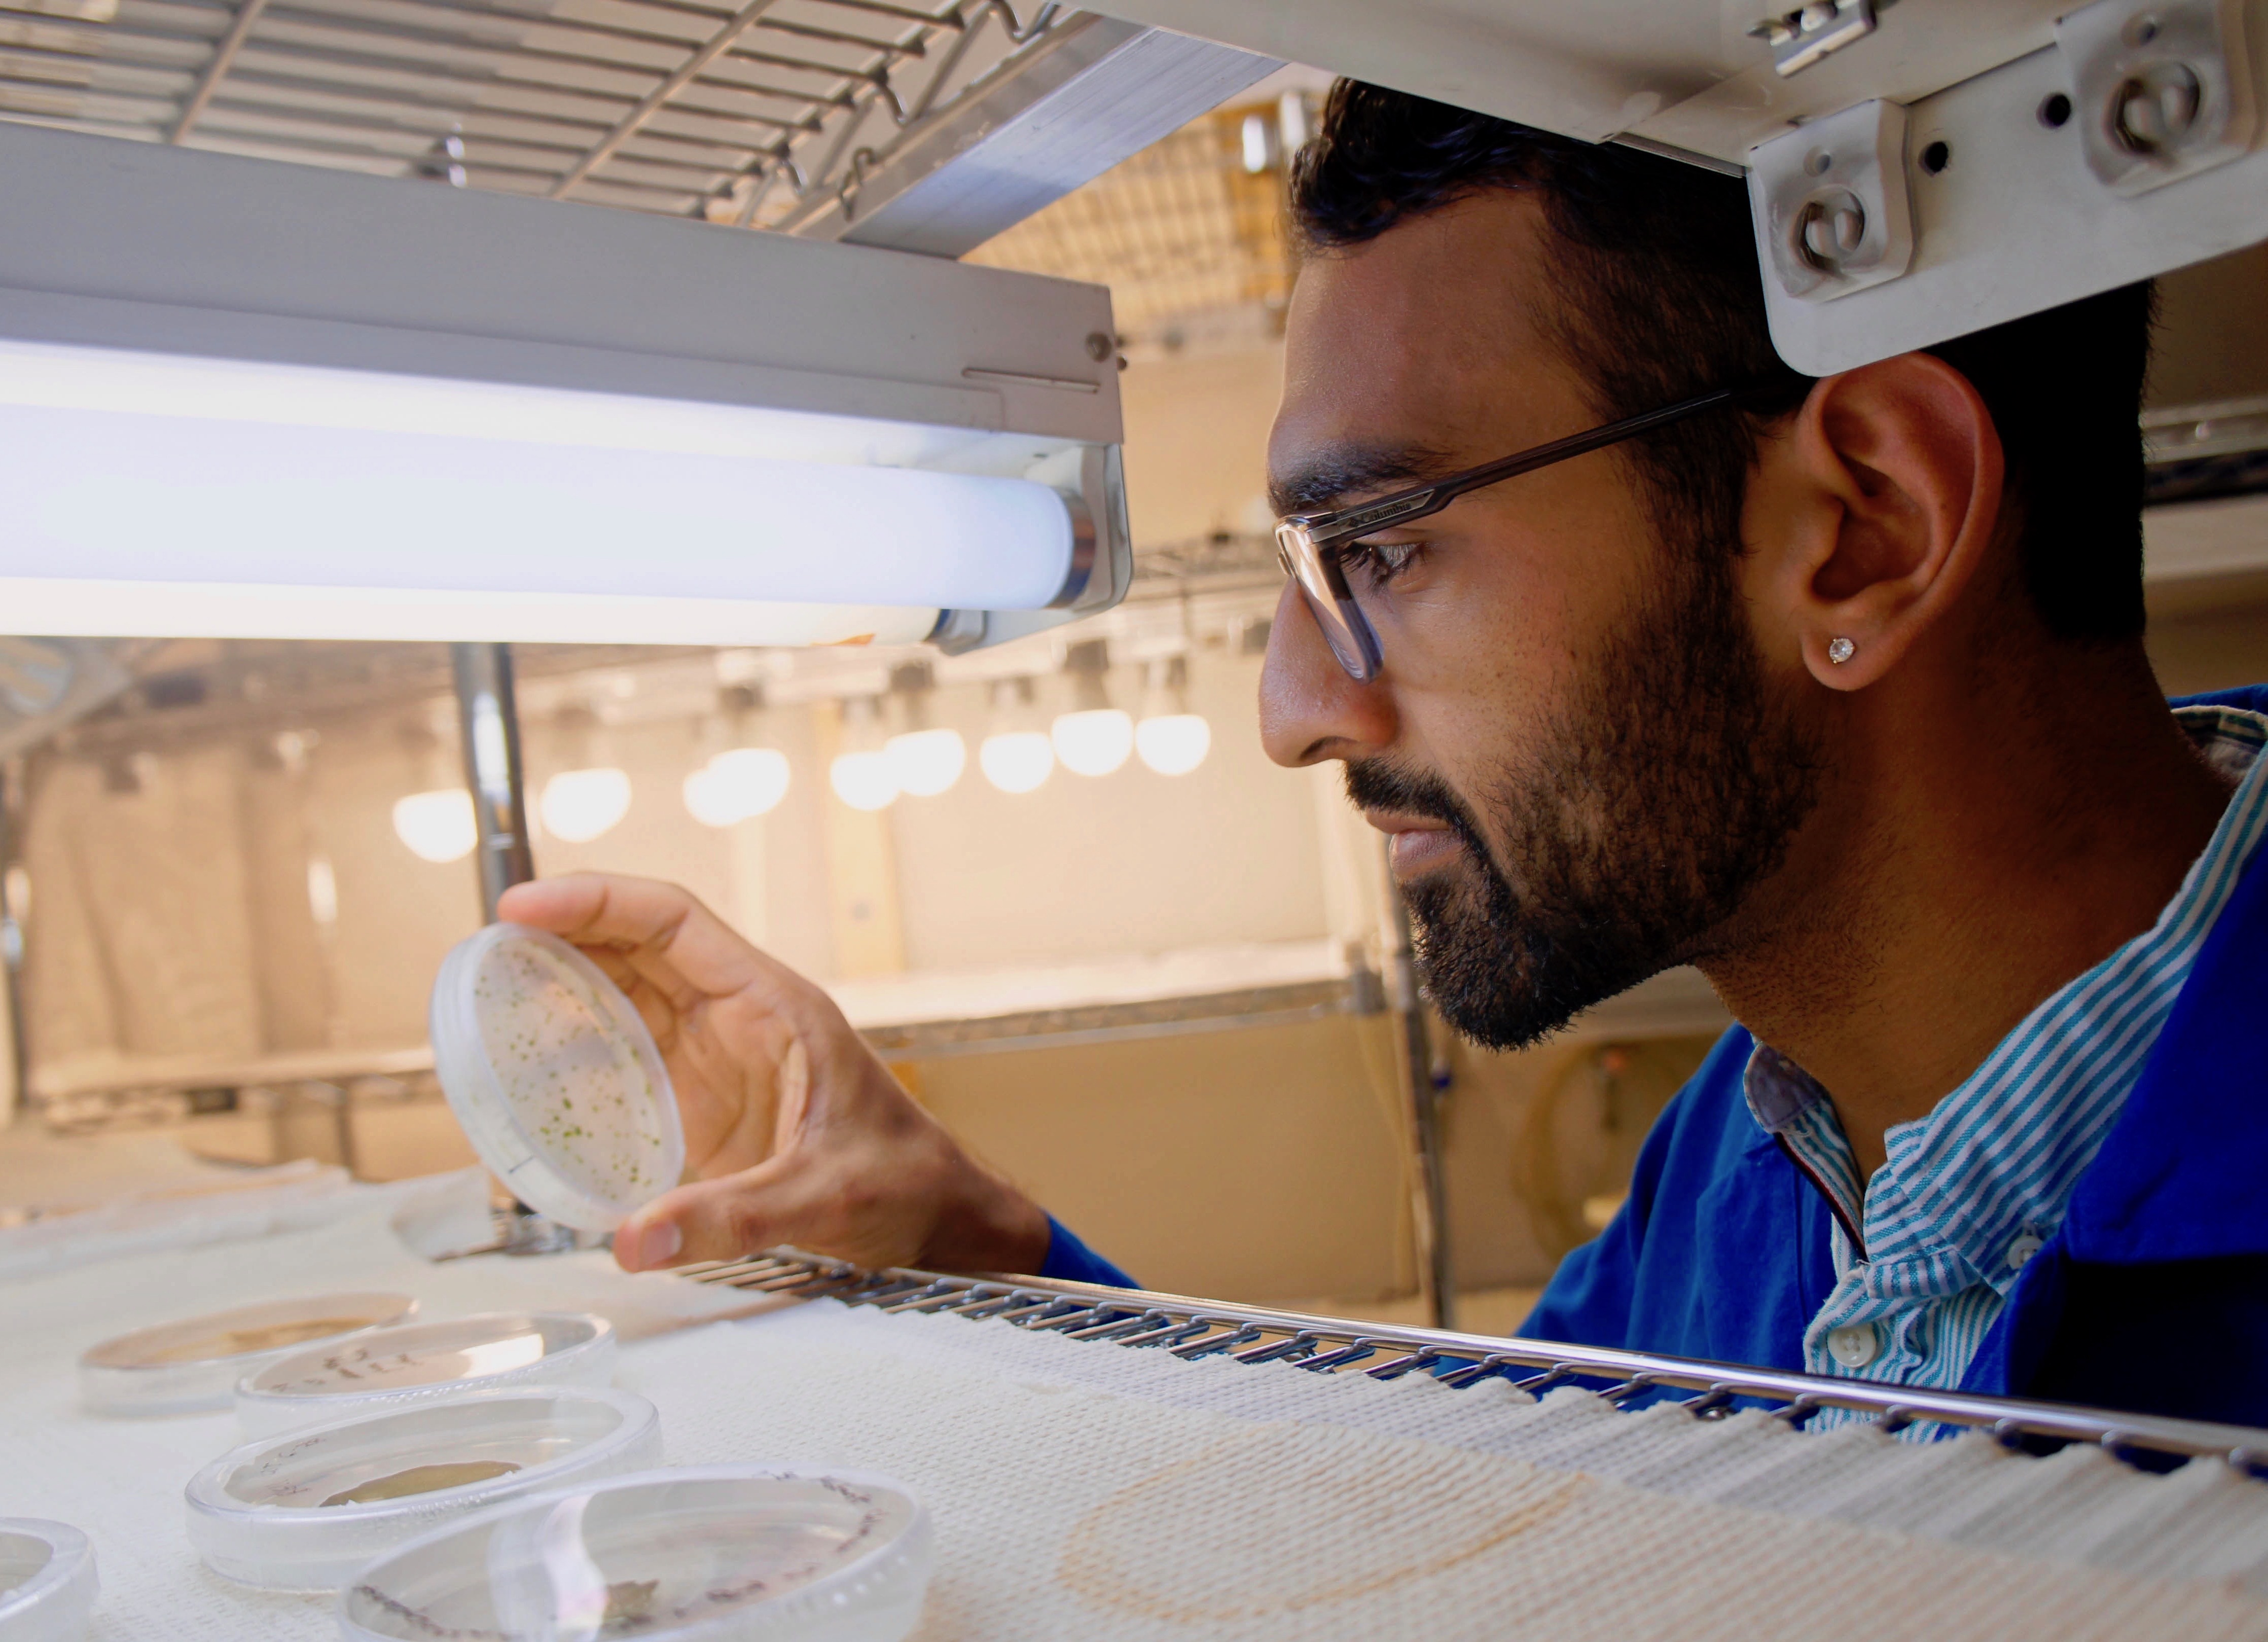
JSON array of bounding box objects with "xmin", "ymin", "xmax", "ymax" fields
[
  {"xmin": 883, "ymin": 661, "xmax": 965, "ymax": 798},
  {"xmin": 886, "ymin": 728, "xmax": 966, "ymax": 798},
  {"xmin": 980, "ymin": 676, "xmax": 1054, "ymax": 795},
  {"xmin": 541, "ymin": 767, "xmax": 632, "ymax": 843},
  {"xmin": 391, "ymin": 788, "xmax": 478, "ymax": 864},
  {"xmin": 683, "ymin": 747, "xmax": 791, "ymax": 828},
  {"xmin": 830, "ymin": 697, "xmax": 898, "ymax": 812},
  {"xmin": 1135, "ymin": 655, "xmax": 1211, "ymax": 777},
  {"xmin": 1051, "ymin": 637, "xmax": 1131, "ymax": 777},
  {"xmin": 1053, "ymin": 708, "xmax": 1133, "ymax": 777}
]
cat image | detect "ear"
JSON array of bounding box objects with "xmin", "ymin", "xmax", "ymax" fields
[{"xmin": 1751, "ymin": 353, "xmax": 2005, "ymax": 692}]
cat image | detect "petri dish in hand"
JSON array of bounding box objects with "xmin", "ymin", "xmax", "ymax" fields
[
  {"xmin": 429, "ymin": 923, "xmax": 684, "ymax": 1234},
  {"xmin": 186, "ymin": 1386, "xmax": 662, "ymax": 1592},
  {"xmin": 340, "ymin": 1466, "xmax": 931, "ymax": 1642}
]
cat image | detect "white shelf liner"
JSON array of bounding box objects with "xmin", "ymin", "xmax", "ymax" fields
[{"xmin": 1, "ymin": 1186, "xmax": 2265, "ymax": 1639}]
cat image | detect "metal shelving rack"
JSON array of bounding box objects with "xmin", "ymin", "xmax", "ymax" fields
[
  {"xmin": 0, "ymin": 0, "xmax": 1068, "ymax": 219},
  {"xmin": 682, "ymin": 1247, "xmax": 2268, "ymax": 1472}
]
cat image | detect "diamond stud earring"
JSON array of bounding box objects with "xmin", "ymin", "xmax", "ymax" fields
[{"xmin": 1826, "ymin": 636, "xmax": 1856, "ymax": 665}]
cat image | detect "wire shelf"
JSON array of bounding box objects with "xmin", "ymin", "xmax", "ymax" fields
[
  {"xmin": 683, "ymin": 1247, "xmax": 2268, "ymax": 1473},
  {"xmin": 0, "ymin": 0, "xmax": 1066, "ymax": 219}
]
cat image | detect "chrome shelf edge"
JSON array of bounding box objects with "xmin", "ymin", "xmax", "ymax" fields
[{"xmin": 680, "ymin": 1248, "xmax": 2268, "ymax": 1471}]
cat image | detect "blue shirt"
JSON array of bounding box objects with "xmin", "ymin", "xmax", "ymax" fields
[
  {"xmin": 1748, "ymin": 703, "xmax": 2266, "ymax": 1429},
  {"xmin": 1524, "ymin": 685, "xmax": 2268, "ymax": 1427},
  {"xmin": 1046, "ymin": 686, "xmax": 2268, "ymax": 1430}
]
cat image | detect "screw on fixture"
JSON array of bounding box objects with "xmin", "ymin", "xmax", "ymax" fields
[
  {"xmin": 2112, "ymin": 61, "xmax": 2204, "ymax": 154},
  {"xmin": 1794, "ymin": 190, "xmax": 1868, "ymax": 271}
]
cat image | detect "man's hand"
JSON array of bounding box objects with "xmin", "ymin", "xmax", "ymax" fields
[{"xmin": 493, "ymin": 873, "xmax": 1051, "ymax": 1277}]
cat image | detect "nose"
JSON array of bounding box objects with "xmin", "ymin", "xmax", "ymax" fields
[{"xmin": 1258, "ymin": 580, "xmax": 1398, "ymax": 768}]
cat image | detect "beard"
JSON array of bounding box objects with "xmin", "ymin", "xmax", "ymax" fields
[{"xmin": 1348, "ymin": 544, "xmax": 1823, "ymax": 1051}]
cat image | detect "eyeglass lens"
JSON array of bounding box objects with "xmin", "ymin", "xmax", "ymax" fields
[{"xmin": 1274, "ymin": 521, "xmax": 1382, "ymax": 683}]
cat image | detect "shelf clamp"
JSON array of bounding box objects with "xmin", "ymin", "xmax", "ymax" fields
[
  {"xmin": 2058, "ymin": 0, "xmax": 2257, "ymax": 197},
  {"xmin": 1749, "ymin": 0, "xmax": 1878, "ymax": 78},
  {"xmin": 1747, "ymin": 98, "xmax": 1915, "ymax": 303}
]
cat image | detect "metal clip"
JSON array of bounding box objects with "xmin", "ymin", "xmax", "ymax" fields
[
  {"xmin": 1233, "ymin": 1330, "xmax": 1320, "ymax": 1366},
  {"xmin": 1173, "ymin": 1324, "xmax": 1264, "ymax": 1360},
  {"xmin": 1749, "ymin": 0, "xmax": 1878, "ymax": 77},
  {"xmin": 1596, "ymin": 1372, "xmax": 1661, "ymax": 1406},
  {"xmin": 1298, "ymin": 1338, "xmax": 1385, "ymax": 1374},
  {"xmin": 1747, "ymin": 99, "xmax": 1916, "ymax": 302},
  {"xmin": 2057, "ymin": 0, "xmax": 2258, "ymax": 196}
]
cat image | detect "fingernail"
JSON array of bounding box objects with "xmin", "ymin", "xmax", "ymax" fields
[{"xmin": 622, "ymin": 1219, "xmax": 681, "ymax": 1270}]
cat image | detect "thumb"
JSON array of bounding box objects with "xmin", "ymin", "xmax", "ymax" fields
[{"xmin": 613, "ymin": 1158, "xmax": 820, "ymax": 1272}]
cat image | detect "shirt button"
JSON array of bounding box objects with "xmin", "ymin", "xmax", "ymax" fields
[
  {"xmin": 2006, "ymin": 1232, "xmax": 2045, "ymax": 1271},
  {"xmin": 1827, "ymin": 1324, "xmax": 1878, "ymax": 1369}
]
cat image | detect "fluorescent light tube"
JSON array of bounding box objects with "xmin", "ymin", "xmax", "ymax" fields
[
  {"xmin": 0, "ymin": 125, "xmax": 1134, "ymax": 649},
  {"xmin": 0, "ymin": 341, "xmax": 1085, "ymax": 642}
]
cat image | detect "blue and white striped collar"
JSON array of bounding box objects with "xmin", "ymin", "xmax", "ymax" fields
[{"xmin": 1742, "ymin": 703, "xmax": 2268, "ymax": 1291}]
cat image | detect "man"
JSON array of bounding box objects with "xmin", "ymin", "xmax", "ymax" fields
[{"xmin": 501, "ymin": 82, "xmax": 2268, "ymax": 1429}]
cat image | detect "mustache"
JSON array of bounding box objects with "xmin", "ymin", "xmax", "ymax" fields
[{"xmin": 1343, "ymin": 758, "xmax": 1494, "ymax": 862}]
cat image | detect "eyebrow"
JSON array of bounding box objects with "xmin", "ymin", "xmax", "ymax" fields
[{"xmin": 1267, "ymin": 442, "xmax": 1459, "ymax": 517}]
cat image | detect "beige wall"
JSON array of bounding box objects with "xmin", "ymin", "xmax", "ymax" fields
[{"xmin": 1118, "ymin": 344, "xmax": 1285, "ymax": 546}]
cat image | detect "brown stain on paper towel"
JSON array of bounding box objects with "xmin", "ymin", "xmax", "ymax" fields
[{"xmin": 1055, "ymin": 1425, "xmax": 1591, "ymax": 1622}]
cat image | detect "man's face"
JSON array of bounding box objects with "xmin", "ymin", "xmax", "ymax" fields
[{"xmin": 1260, "ymin": 192, "xmax": 1822, "ymax": 1048}]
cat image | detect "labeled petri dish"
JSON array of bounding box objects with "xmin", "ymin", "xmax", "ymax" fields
[
  {"xmin": 339, "ymin": 1466, "xmax": 932, "ymax": 1642},
  {"xmin": 79, "ymin": 1292, "xmax": 418, "ymax": 1417},
  {"xmin": 430, "ymin": 922, "xmax": 685, "ymax": 1234},
  {"xmin": 186, "ymin": 1386, "xmax": 663, "ymax": 1593},
  {"xmin": 237, "ymin": 1312, "xmax": 616, "ymax": 1438},
  {"xmin": 0, "ymin": 1519, "xmax": 97, "ymax": 1642}
]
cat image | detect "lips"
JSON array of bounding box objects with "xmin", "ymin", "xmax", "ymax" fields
[{"xmin": 1363, "ymin": 810, "xmax": 1464, "ymax": 874}]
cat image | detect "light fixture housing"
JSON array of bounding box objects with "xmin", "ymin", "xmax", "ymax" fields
[{"xmin": 0, "ymin": 123, "xmax": 1131, "ymax": 649}]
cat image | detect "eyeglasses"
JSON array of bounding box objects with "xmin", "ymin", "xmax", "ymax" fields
[{"xmin": 1273, "ymin": 380, "xmax": 1784, "ymax": 682}]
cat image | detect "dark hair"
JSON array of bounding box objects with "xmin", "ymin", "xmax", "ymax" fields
[{"xmin": 1288, "ymin": 80, "xmax": 2152, "ymax": 642}]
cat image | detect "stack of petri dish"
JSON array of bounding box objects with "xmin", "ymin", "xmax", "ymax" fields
[
  {"xmin": 78, "ymin": 1294, "xmax": 418, "ymax": 1417},
  {"xmin": 185, "ymin": 1386, "xmax": 662, "ymax": 1592},
  {"xmin": 0, "ymin": 1519, "xmax": 97, "ymax": 1642},
  {"xmin": 235, "ymin": 1311, "xmax": 617, "ymax": 1436},
  {"xmin": 339, "ymin": 1467, "xmax": 933, "ymax": 1642}
]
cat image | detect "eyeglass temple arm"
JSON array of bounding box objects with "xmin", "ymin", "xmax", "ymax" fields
[{"xmin": 1306, "ymin": 382, "xmax": 1768, "ymax": 550}]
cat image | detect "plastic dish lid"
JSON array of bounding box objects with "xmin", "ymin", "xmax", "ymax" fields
[
  {"xmin": 339, "ymin": 1466, "xmax": 931, "ymax": 1642},
  {"xmin": 79, "ymin": 1292, "xmax": 418, "ymax": 1416},
  {"xmin": 430, "ymin": 922, "xmax": 683, "ymax": 1234},
  {"xmin": 186, "ymin": 1385, "xmax": 663, "ymax": 1593},
  {"xmin": 236, "ymin": 1312, "xmax": 616, "ymax": 1437},
  {"xmin": 0, "ymin": 1520, "xmax": 97, "ymax": 1642}
]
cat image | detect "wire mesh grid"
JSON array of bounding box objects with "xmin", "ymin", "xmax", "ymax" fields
[
  {"xmin": 0, "ymin": 0, "xmax": 1064, "ymax": 219},
  {"xmin": 966, "ymin": 100, "xmax": 1299, "ymax": 344}
]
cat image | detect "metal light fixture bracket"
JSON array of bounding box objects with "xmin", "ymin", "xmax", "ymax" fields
[
  {"xmin": 1749, "ymin": 99, "xmax": 1916, "ymax": 302},
  {"xmin": 1748, "ymin": 0, "xmax": 1879, "ymax": 78},
  {"xmin": 2059, "ymin": 0, "xmax": 2258, "ymax": 197}
]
